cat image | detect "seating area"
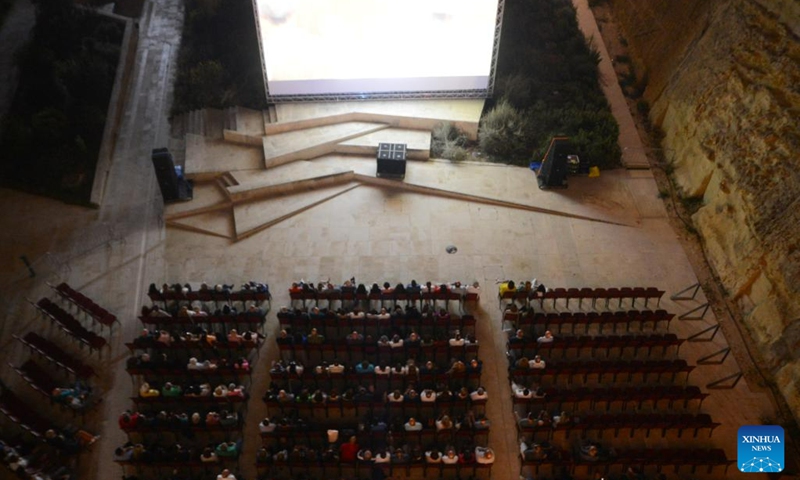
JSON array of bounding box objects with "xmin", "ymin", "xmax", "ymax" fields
[
  {"xmin": 254, "ymin": 282, "xmax": 494, "ymax": 479},
  {"xmin": 520, "ymin": 444, "xmax": 733, "ymax": 476},
  {"xmin": 1, "ymin": 432, "xmax": 78, "ymax": 479},
  {"xmin": 501, "ymin": 282, "xmax": 729, "ymax": 479},
  {"xmin": 147, "ymin": 282, "xmax": 271, "ymax": 311},
  {"xmin": 115, "ymin": 281, "xmax": 267, "ymax": 480},
  {"xmin": 9, "ymin": 360, "xmax": 96, "ymax": 415},
  {"xmin": 29, "ymin": 298, "xmax": 108, "ymax": 354},
  {"xmin": 13, "ymin": 332, "xmax": 97, "ymax": 380},
  {"xmin": 507, "ymin": 333, "xmax": 683, "ymax": 359},
  {"xmin": 500, "ymin": 286, "xmax": 666, "ymax": 311},
  {"xmin": 512, "ymin": 385, "xmax": 709, "ymax": 411},
  {"xmin": 50, "ymin": 282, "xmax": 118, "ymax": 330},
  {"xmin": 509, "ymin": 309, "xmax": 675, "ymax": 333}
]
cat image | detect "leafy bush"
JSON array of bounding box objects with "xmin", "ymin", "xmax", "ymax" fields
[
  {"xmin": 0, "ymin": 1, "xmax": 123, "ymax": 204},
  {"xmin": 482, "ymin": 0, "xmax": 621, "ymax": 169},
  {"xmin": 172, "ymin": 0, "xmax": 266, "ymax": 115},
  {"xmin": 431, "ymin": 122, "xmax": 470, "ymax": 161}
]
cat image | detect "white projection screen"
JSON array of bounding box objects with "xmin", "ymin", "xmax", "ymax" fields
[{"xmin": 252, "ymin": 0, "xmax": 503, "ymax": 101}]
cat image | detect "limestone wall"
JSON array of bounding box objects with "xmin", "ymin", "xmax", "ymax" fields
[{"xmin": 609, "ymin": 0, "xmax": 800, "ymax": 418}]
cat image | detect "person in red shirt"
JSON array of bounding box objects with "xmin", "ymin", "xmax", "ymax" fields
[
  {"xmin": 339, "ymin": 435, "xmax": 359, "ymax": 462},
  {"xmin": 118, "ymin": 410, "xmax": 139, "ymax": 429}
]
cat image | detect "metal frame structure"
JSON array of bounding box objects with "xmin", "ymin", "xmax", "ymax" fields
[{"xmin": 251, "ymin": 0, "xmax": 505, "ymax": 104}]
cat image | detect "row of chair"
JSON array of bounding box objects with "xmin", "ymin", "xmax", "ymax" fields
[
  {"xmin": 512, "ymin": 385, "xmax": 709, "ymax": 411},
  {"xmin": 279, "ymin": 341, "xmax": 479, "ymax": 365},
  {"xmin": 126, "ymin": 336, "xmax": 263, "ymax": 354},
  {"xmin": 509, "ymin": 359, "xmax": 695, "ymax": 385},
  {"xmin": 0, "ymin": 389, "xmax": 51, "ymax": 438},
  {"xmin": 14, "ymin": 332, "xmax": 96, "ymax": 379},
  {"xmin": 521, "ymin": 447, "xmax": 732, "ymax": 475},
  {"xmin": 130, "ymin": 394, "xmax": 249, "ymax": 409},
  {"xmin": 30, "ymin": 298, "xmax": 107, "ymax": 353},
  {"xmin": 509, "ymin": 310, "xmax": 675, "ymax": 333},
  {"xmin": 270, "ymin": 369, "xmax": 483, "ymax": 392},
  {"xmin": 50, "ymin": 282, "xmax": 117, "ymax": 328},
  {"xmin": 262, "ymin": 426, "xmax": 489, "ymax": 449},
  {"xmin": 9, "ymin": 361, "xmax": 60, "ymax": 406},
  {"xmin": 258, "ymin": 455, "xmax": 492, "ymax": 478},
  {"xmin": 507, "ymin": 334, "xmax": 683, "ymax": 360},
  {"xmin": 139, "ymin": 313, "xmax": 266, "ymax": 329},
  {"xmin": 501, "ymin": 286, "xmax": 666, "ymax": 311},
  {"xmin": 264, "ymin": 396, "xmax": 487, "ymax": 419},
  {"xmin": 278, "ymin": 311, "xmax": 477, "ymax": 336},
  {"xmin": 289, "ymin": 289, "xmax": 474, "ymax": 311},
  {"xmin": 148, "ymin": 289, "xmax": 270, "ymax": 305},
  {"xmin": 518, "ymin": 413, "xmax": 720, "ymax": 440},
  {"xmin": 126, "ymin": 365, "xmax": 252, "ymax": 381}
]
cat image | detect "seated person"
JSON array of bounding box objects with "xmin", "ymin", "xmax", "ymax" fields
[
  {"xmin": 442, "ymin": 447, "xmax": 459, "ymax": 464},
  {"xmin": 200, "ymin": 447, "xmax": 218, "ymax": 463},
  {"xmin": 215, "ymin": 441, "xmax": 239, "ymax": 458},
  {"xmin": 529, "ymin": 355, "xmax": 546, "ymax": 369},
  {"xmin": 259, "ymin": 417, "xmax": 277, "ymax": 433},
  {"xmin": 425, "ymin": 449, "xmax": 442, "ymax": 463},
  {"xmin": 537, "ymin": 330, "xmax": 554, "ymax": 343},
  {"xmin": 161, "ymin": 382, "xmax": 182, "ymax": 397},
  {"xmin": 404, "ymin": 417, "xmax": 423, "ymax": 432},
  {"xmin": 497, "ymin": 280, "xmax": 516, "ymax": 296},
  {"xmin": 579, "ymin": 443, "xmax": 601, "ymax": 462},
  {"xmin": 521, "ymin": 441, "xmax": 548, "ymax": 461},
  {"xmin": 470, "ymin": 386, "xmax": 488, "ymax": 402},
  {"xmin": 475, "ymin": 446, "xmax": 495, "ymax": 464},
  {"xmin": 139, "ymin": 382, "xmax": 160, "ymax": 397}
]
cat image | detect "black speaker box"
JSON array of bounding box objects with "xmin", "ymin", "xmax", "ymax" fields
[
  {"xmin": 537, "ymin": 137, "xmax": 571, "ymax": 189},
  {"xmin": 151, "ymin": 148, "xmax": 179, "ymax": 201}
]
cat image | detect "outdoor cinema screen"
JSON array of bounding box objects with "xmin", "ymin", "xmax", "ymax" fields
[{"xmin": 253, "ymin": 0, "xmax": 501, "ymax": 100}]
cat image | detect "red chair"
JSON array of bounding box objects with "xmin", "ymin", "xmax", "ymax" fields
[{"xmin": 564, "ymin": 288, "xmax": 581, "ymax": 309}]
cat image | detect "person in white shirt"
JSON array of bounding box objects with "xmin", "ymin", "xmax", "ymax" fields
[
  {"xmin": 387, "ymin": 390, "xmax": 404, "ymax": 403},
  {"xmin": 217, "ymin": 469, "xmax": 236, "ymax": 480},
  {"xmin": 259, "ymin": 418, "xmax": 276, "ymax": 433},
  {"xmin": 529, "ymin": 355, "xmax": 546, "ymax": 369},
  {"xmin": 470, "ymin": 387, "xmax": 488, "ymax": 402},
  {"xmin": 420, "ymin": 389, "xmax": 437, "ymax": 402},
  {"xmin": 449, "ymin": 331, "xmax": 465, "ymax": 347},
  {"xmin": 327, "ymin": 361, "xmax": 345, "ymax": 374},
  {"xmin": 389, "ymin": 334, "xmax": 404, "ymax": 348},
  {"xmin": 425, "ymin": 449, "xmax": 442, "ymax": 463},
  {"xmin": 512, "ymin": 382, "xmax": 533, "ymax": 399},
  {"xmin": 404, "ymin": 417, "xmax": 423, "ymax": 431},
  {"xmin": 375, "ymin": 364, "xmax": 391, "ymax": 376},
  {"xmin": 374, "ymin": 449, "xmax": 390, "ymax": 463},
  {"xmin": 475, "ymin": 446, "xmax": 495, "ymax": 464},
  {"xmin": 442, "ymin": 448, "xmax": 459, "ymax": 464},
  {"xmin": 537, "ymin": 330, "xmax": 554, "ymax": 343}
]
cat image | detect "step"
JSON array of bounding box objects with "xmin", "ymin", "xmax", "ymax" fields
[
  {"xmin": 224, "ymin": 106, "xmax": 238, "ymax": 132},
  {"xmin": 335, "ymin": 128, "xmax": 431, "ymax": 160},
  {"xmin": 262, "ymin": 122, "xmax": 389, "ymax": 168}
]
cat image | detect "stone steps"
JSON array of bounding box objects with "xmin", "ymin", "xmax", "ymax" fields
[{"xmin": 262, "ymin": 121, "xmax": 390, "ymax": 168}]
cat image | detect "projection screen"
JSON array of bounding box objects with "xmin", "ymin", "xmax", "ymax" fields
[{"xmin": 252, "ymin": 0, "xmax": 504, "ymax": 102}]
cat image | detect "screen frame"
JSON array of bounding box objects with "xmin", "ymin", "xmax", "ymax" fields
[{"xmin": 250, "ymin": 0, "xmax": 505, "ymax": 103}]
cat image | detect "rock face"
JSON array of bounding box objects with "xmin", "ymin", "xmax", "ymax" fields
[{"xmin": 609, "ymin": 0, "xmax": 800, "ymax": 418}]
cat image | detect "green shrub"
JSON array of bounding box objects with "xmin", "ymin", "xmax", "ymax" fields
[
  {"xmin": 172, "ymin": 0, "xmax": 266, "ymax": 115},
  {"xmin": 478, "ymin": 99, "xmax": 530, "ymax": 162},
  {"xmin": 431, "ymin": 122, "xmax": 470, "ymax": 161},
  {"xmin": 483, "ymin": 0, "xmax": 621, "ymax": 169},
  {"xmin": 0, "ymin": 4, "xmax": 123, "ymax": 204}
]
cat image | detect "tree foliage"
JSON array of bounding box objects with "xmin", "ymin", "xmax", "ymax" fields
[
  {"xmin": 172, "ymin": 0, "xmax": 267, "ymax": 115},
  {"xmin": 481, "ymin": 0, "xmax": 621, "ymax": 168},
  {"xmin": 0, "ymin": 4, "xmax": 123, "ymax": 204}
]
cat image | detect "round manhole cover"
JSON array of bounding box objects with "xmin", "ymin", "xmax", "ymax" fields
[{"xmin": 445, "ymin": 245, "xmax": 458, "ymax": 254}]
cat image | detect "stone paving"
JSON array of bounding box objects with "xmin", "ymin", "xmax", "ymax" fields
[{"xmin": 0, "ymin": 0, "xmax": 792, "ymax": 479}]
